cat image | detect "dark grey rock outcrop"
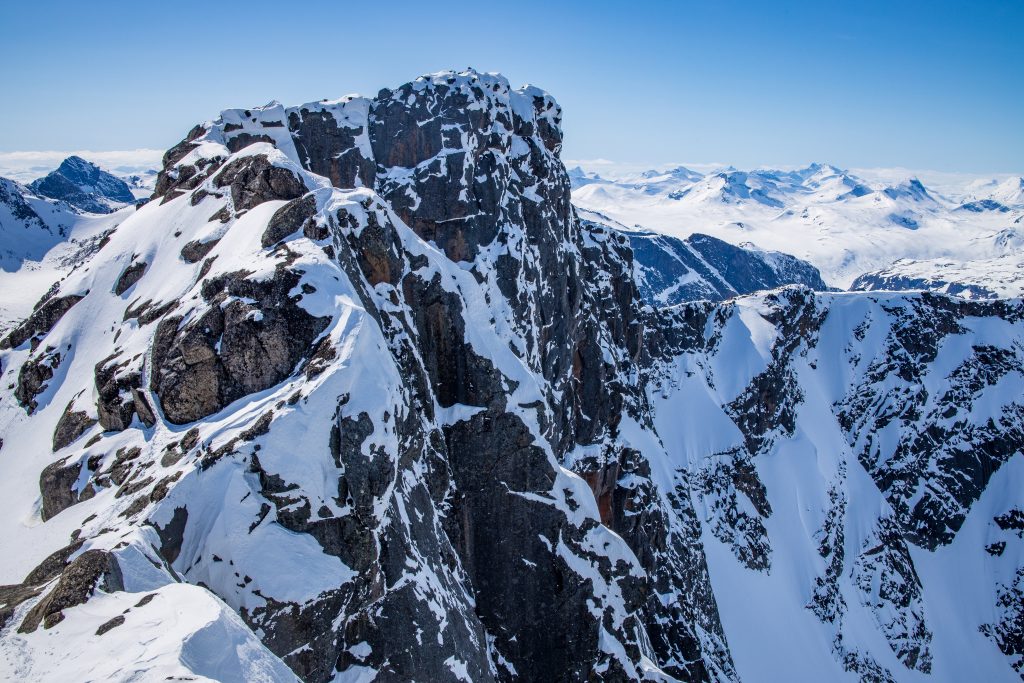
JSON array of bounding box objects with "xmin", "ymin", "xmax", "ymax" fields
[
  {"xmin": 18, "ymin": 549, "xmax": 123, "ymax": 632},
  {"xmin": 151, "ymin": 266, "xmax": 329, "ymax": 424},
  {"xmin": 1, "ymin": 293, "xmax": 84, "ymax": 350}
]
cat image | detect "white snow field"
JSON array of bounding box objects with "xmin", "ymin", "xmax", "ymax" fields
[{"xmin": 571, "ymin": 164, "xmax": 1024, "ymax": 292}]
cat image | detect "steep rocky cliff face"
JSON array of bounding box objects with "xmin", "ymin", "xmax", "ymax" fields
[{"xmin": 1, "ymin": 70, "xmax": 1022, "ymax": 683}]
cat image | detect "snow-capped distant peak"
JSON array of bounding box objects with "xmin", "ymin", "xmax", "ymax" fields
[
  {"xmin": 881, "ymin": 177, "xmax": 936, "ymax": 203},
  {"xmin": 28, "ymin": 156, "xmax": 136, "ymax": 214},
  {"xmin": 567, "ymin": 166, "xmax": 605, "ymax": 188},
  {"xmin": 638, "ymin": 165, "xmax": 704, "ymax": 182},
  {"xmin": 989, "ymin": 176, "xmax": 1024, "ymax": 206}
]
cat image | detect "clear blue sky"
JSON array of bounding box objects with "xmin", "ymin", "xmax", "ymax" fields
[{"xmin": 1, "ymin": 0, "xmax": 1020, "ymax": 173}]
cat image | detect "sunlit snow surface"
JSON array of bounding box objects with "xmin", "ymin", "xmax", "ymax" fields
[{"xmin": 571, "ymin": 165, "xmax": 1024, "ymax": 291}]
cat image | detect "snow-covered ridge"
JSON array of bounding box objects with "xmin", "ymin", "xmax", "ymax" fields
[
  {"xmin": 579, "ymin": 208, "xmax": 828, "ymax": 306},
  {"xmin": 0, "ymin": 68, "xmax": 1022, "ymax": 683}
]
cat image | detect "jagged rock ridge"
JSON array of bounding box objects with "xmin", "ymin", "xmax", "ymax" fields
[{"xmin": 0, "ymin": 69, "xmax": 1022, "ymax": 683}]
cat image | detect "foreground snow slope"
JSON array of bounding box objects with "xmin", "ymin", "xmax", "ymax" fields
[{"xmin": 0, "ymin": 70, "xmax": 1021, "ymax": 683}]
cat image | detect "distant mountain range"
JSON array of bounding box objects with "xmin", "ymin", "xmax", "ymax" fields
[{"xmin": 571, "ymin": 162, "xmax": 1024, "ymax": 293}]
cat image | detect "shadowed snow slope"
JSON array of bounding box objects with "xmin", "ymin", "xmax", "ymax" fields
[{"xmin": 578, "ymin": 209, "xmax": 827, "ymax": 306}]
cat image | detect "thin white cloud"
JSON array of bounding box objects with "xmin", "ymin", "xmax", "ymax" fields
[{"xmin": 0, "ymin": 149, "xmax": 164, "ymax": 183}]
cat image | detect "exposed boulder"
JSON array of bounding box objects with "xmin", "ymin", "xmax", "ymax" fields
[
  {"xmin": 150, "ymin": 267, "xmax": 329, "ymax": 424},
  {"xmin": 262, "ymin": 193, "xmax": 317, "ymax": 247},
  {"xmin": 95, "ymin": 355, "xmax": 156, "ymax": 432},
  {"xmin": 19, "ymin": 550, "xmax": 123, "ymax": 632},
  {"xmin": 213, "ymin": 154, "xmax": 307, "ymax": 213},
  {"xmin": 1, "ymin": 293, "xmax": 84, "ymax": 350},
  {"xmin": 15, "ymin": 348, "xmax": 61, "ymax": 413},
  {"xmin": 52, "ymin": 401, "xmax": 96, "ymax": 451},
  {"xmin": 180, "ymin": 238, "xmax": 220, "ymax": 263},
  {"xmin": 39, "ymin": 455, "xmax": 97, "ymax": 521},
  {"xmin": 113, "ymin": 261, "xmax": 147, "ymax": 295}
]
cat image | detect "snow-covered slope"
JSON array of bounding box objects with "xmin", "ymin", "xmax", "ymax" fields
[
  {"xmin": 850, "ymin": 226, "xmax": 1024, "ymax": 299},
  {"xmin": 579, "ymin": 209, "xmax": 827, "ymax": 306},
  {"xmin": 646, "ymin": 287, "xmax": 1024, "ymax": 681},
  {"xmin": 851, "ymin": 253, "xmax": 1024, "ymax": 299},
  {"xmin": 0, "ymin": 176, "xmax": 131, "ymax": 329},
  {"xmin": 0, "ymin": 177, "xmax": 78, "ymax": 269},
  {"xmin": 0, "ymin": 69, "xmax": 1022, "ymax": 683},
  {"xmin": 572, "ymin": 164, "xmax": 1023, "ymax": 290},
  {"xmin": 966, "ymin": 177, "xmax": 1024, "ymax": 208}
]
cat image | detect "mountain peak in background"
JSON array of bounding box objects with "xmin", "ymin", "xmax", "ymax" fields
[{"xmin": 28, "ymin": 155, "xmax": 135, "ymax": 213}]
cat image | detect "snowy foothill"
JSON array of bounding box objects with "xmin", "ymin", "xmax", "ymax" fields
[{"xmin": 571, "ymin": 162, "xmax": 1024, "ymax": 292}]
